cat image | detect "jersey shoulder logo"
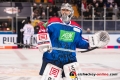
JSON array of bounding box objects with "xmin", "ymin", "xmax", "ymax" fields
[{"xmin": 59, "ymin": 30, "xmax": 75, "ymax": 42}]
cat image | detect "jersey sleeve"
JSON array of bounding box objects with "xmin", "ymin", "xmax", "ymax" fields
[
  {"xmin": 47, "ymin": 22, "xmax": 54, "ymax": 34},
  {"xmin": 23, "ymin": 24, "xmax": 27, "ymax": 31},
  {"xmin": 76, "ymin": 30, "xmax": 89, "ymax": 49},
  {"xmin": 71, "ymin": 21, "xmax": 89, "ymax": 41}
]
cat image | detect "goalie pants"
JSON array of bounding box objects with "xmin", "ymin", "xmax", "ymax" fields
[{"xmin": 39, "ymin": 58, "xmax": 77, "ymax": 78}]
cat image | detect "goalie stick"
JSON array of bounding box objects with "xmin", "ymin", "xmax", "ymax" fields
[
  {"xmin": 79, "ymin": 47, "xmax": 98, "ymax": 53},
  {"xmin": 4, "ymin": 41, "xmax": 97, "ymax": 53}
]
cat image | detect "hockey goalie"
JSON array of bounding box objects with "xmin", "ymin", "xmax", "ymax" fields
[{"xmin": 36, "ymin": 3, "xmax": 110, "ymax": 80}]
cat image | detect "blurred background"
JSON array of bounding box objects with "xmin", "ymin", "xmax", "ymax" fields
[
  {"xmin": 0, "ymin": 0, "xmax": 120, "ymax": 48},
  {"xmin": 0, "ymin": 0, "xmax": 120, "ymax": 34}
]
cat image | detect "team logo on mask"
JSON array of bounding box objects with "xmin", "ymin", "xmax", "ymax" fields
[{"xmin": 59, "ymin": 30, "xmax": 75, "ymax": 42}]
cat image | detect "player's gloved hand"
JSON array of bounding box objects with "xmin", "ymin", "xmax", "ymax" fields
[
  {"xmin": 37, "ymin": 33, "xmax": 52, "ymax": 53},
  {"xmin": 88, "ymin": 31, "xmax": 110, "ymax": 48},
  {"xmin": 38, "ymin": 44, "xmax": 52, "ymax": 53}
]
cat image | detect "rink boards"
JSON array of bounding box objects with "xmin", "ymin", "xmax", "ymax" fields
[{"xmin": 0, "ymin": 34, "xmax": 120, "ymax": 49}]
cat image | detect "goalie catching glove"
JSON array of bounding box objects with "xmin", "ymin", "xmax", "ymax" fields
[{"xmin": 88, "ymin": 31, "xmax": 110, "ymax": 48}]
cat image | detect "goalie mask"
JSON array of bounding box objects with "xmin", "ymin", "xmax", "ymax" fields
[{"xmin": 60, "ymin": 3, "xmax": 74, "ymax": 23}]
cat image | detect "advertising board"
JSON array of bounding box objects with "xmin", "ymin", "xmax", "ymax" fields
[{"xmin": 0, "ymin": 34, "xmax": 120, "ymax": 49}]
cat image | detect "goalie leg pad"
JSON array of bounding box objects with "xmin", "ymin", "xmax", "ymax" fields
[
  {"xmin": 63, "ymin": 62, "xmax": 83, "ymax": 80},
  {"xmin": 41, "ymin": 63, "xmax": 62, "ymax": 80}
]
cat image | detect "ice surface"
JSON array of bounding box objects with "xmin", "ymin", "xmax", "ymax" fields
[{"xmin": 0, "ymin": 49, "xmax": 120, "ymax": 80}]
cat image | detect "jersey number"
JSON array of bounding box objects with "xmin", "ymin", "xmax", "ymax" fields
[{"xmin": 27, "ymin": 28, "xmax": 31, "ymax": 33}]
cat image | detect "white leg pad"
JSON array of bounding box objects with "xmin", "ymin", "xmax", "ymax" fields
[
  {"xmin": 41, "ymin": 63, "xmax": 62, "ymax": 80},
  {"xmin": 63, "ymin": 62, "xmax": 84, "ymax": 80}
]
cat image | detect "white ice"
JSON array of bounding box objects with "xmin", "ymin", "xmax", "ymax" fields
[{"xmin": 0, "ymin": 49, "xmax": 120, "ymax": 80}]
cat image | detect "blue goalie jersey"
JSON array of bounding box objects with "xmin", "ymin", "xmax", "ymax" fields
[{"xmin": 42, "ymin": 17, "xmax": 89, "ymax": 67}]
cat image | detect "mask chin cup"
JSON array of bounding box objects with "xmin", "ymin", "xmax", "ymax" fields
[
  {"xmin": 63, "ymin": 18, "xmax": 70, "ymax": 23},
  {"xmin": 61, "ymin": 15, "xmax": 71, "ymax": 23}
]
